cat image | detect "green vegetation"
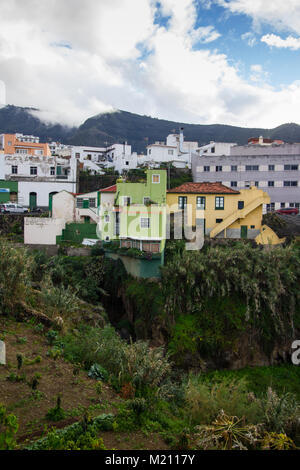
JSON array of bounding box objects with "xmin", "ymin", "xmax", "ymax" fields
[
  {"xmin": 1, "ymin": 238, "xmax": 300, "ymax": 450},
  {"xmin": 0, "ymin": 405, "xmax": 18, "ymax": 450}
]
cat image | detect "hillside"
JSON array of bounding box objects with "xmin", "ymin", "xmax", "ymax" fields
[
  {"xmin": 1, "ymin": 105, "xmax": 300, "ymax": 153},
  {"xmin": 0, "ymin": 105, "xmax": 74, "ymax": 143}
]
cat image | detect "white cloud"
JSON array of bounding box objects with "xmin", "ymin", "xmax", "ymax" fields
[
  {"xmin": 216, "ymin": 0, "xmax": 300, "ymax": 35},
  {"xmin": 241, "ymin": 32, "xmax": 257, "ymax": 47},
  {"xmin": 250, "ymin": 64, "xmax": 269, "ymax": 83},
  {"xmin": 191, "ymin": 26, "xmax": 221, "ymax": 44},
  {"xmin": 261, "ymin": 33, "xmax": 300, "ymax": 50},
  {"xmin": 1, "ymin": 0, "xmax": 300, "ymax": 130}
]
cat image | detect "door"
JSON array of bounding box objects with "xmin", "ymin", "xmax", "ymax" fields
[
  {"xmin": 49, "ymin": 192, "xmax": 58, "ymax": 214},
  {"xmin": 241, "ymin": 225, "xmax": 248, "ymax": 239},
  {"xmin": 83, "ymin": 199, "xmax": 89, "ymax": 209},
  {"xmin": 29, "ymin": 192, "xmax": 37, "ymax": 211}
]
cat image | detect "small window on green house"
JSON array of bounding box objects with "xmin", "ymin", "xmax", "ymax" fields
[
  {"xmin": 152, "ymin": 174, "xmax": 160, "ymax": 184},
  {"xmin": 196, "ymin": 196, "xmax": 206, "ymax": 210},
  {"xmin": 89, "ymin": 198, "xmax": 96, "ymax": 207},
  {"xmin": 215, "ymin": 197, "xmax": 224, "ymax": 210}
]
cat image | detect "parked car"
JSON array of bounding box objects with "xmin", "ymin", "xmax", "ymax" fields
[
  {"xmin": 276, "ymin": 207, "xmax": 299, "ymax": 215},
  {"xmin": 0, "ymin": 203, "xmax": 29, "ymax": 214}
]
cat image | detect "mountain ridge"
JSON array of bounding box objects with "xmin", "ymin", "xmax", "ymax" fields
[{"xmin": 1, "ymin": 105, "xmax": 300, "ymax": 153}]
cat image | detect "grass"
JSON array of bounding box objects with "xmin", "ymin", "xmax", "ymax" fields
[{"xmin": 200, "ymin": 365, "xmax": 300, "ymax": 399}]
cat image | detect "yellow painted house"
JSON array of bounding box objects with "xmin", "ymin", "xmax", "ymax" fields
[{"xmin": 167, "ymin": 182, "xmax": 283, "ymax": 244}]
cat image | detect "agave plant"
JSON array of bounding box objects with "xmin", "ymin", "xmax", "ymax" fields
[{"xmin": 195, "ymin": 410, "xmax": 261, "ymax": 450}]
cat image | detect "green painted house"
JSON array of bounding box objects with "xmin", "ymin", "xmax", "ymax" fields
[{"xmin": 101, "ymin": 170, "xmax": 167, "ymax": 278}]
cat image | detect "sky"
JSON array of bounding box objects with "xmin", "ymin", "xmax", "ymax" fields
[{"xmin": 1, "ymin": 0, "xmax": 300, "ymax": 129}]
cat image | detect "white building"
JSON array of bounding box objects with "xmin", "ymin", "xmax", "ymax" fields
[
  {"xmin": 196, "ymin": 141, "xmax": 237, "ymax": 156},
  {"xmin": 139, "ymin": 129, "xmax": 198, "ymax": 169},
  {"xmin": 0, "ymin": 133, "xmax": 79, "ymax": 209}
]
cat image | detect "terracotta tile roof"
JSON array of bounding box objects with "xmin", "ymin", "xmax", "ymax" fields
[
  {"xmin": 168, "ymin": 182, "xmax": 240, "ymax": 194},
  {"xmin": 100, "ymin": 185, "xmax": 117, "ymax": 193}
]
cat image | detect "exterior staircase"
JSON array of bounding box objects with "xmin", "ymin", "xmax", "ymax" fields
[{"xmin": 209, "ymin": 194, "xmax": 269, "ymax": 238}]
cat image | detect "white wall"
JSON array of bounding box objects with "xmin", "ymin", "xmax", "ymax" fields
[
  {"xmin": 24, "ymin": 217, "xmax": 66, "ymax": 245},
  {"xmin": 52, "ymin": 191, "xmax": 76, "ymax": 222},
  {"xmin": 18, "ymin": 181, "xmax": 77, "ymax": 207}
]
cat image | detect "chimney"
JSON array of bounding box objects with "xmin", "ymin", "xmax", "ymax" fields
[{"xmin": 179, "ymin": 127, "xmax": 184, "ymax": 153}]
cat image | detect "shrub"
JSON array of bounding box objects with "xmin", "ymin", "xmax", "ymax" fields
[
  {"xmin": 257, "ymin": 387, "xmax": 300, "ymax": 434},
  {"xmin": 46, "ymin": 395, "xmax": 66, "ymax": 422},
  {"xmin": 16, "ymin": 353, "xmax": 23, "ymax": 370},
  {"xmin": 88, "ymin": 364, "xmax": 109, "ymax": 382},
  {"xmin": 0, "ymin": 241, "xmax": 33, "ymax": 314},
  {"xmin": 262, "ymin": 432, "xmax": 296, "ymax": 450},
  {"xmin": 0, "ymin": 405, "xmax": 18, "ymax": 450},
  {"xmin": 46, "ymin": 330, "xmax": 59, "ymax": 345},
  {"xmin": 185, "ymin": 376, "xmax": 262, "ymax": 425}
]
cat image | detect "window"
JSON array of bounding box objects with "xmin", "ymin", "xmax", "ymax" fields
[
  {"xmin": 268, "ymin": 181, "xmax": 274, "ymax": 187},
  {"xmin": 216, "ymin": 218, "xmax": 223, "ymax": 223},
  {"xmin": 75, "ymin": 153, "xmax": 80, "ymax": 158},
  {"xmin": 231, "ymin": 181, "xmax": 237, "ymax": 187},
  {"xmin": 231, "ymin": 165, "xmax": 237, "ymax": 172},
  {"xmin": 123, "ymin": 196, "xmax": 131, "ymax": 206},
  {"xmin": 215, "ymin": 197, "xmax": 224, "ymax": 210},
  {"xmin": 178, "ymin": 196, "xmax": 187, "ymax": 209},
  {"xmin": 290, "ymin": 203, "xmax": 295, "ymax": 208},
  {"xmin": 216, "ymin": 166, "xmax": 222, "ymax": 172},
  {"xmin": 238, "ymin": 201, "xmax": 244, "ymax": 210},
  {"xmin": 152, "ymin": 174, "xmax": 160, "ymax": 184},
  {"xmin": 76, "ymin": 198, "xmax": 83, "ymax": 208},
  {"xmin": 50, "ymin": 167, "xmax": 55, "ymax": 176},
  {"xmin": 30, "ymin": 167, "xmax": 37, "ymax": 175},
  {"xmin": 8, "ymin": 141, "xmax": 12, "ymax": 146},
  {"xmin": 268, "ymin": 165, "xmax": 275, "ymax": 171},
  {"xmin": 204, "ymin": 166, "xmax": 210, "ymax": 172},
  {"xmin": 284, "ymin": 164, "xmax": 298, "ymax": 170},
  {"xmin": 16, "ymin": 149, "xmax": 28, "ymax": 154},
  {"xmin": 35, "ymin": 150, "xmax": 43, "ymax": 156},
  {"xmin": 11, "ymin": 165, "xmax": 18, "ymax": 175},
  {"xmin": 246, "ymin": 165, "xmax": 259, "ymax": 171},
  {"xmin": 296, "ymin": 203, "xmax": 300, "ymax": 208},
  {"xmin": 126, "ymin": 161, "xmax": 129, "ymax": 166},
  {"xmin": 255, "ymin": 181, "xmax": 259, "ymax": 187},
  {"xmin": 251, "ymin": 225, "xmax": 255, "ymax": 229},
  {"xmin": 143, "ymin": 197, "xmax": 150, "ymax": 205},
  {"xmin": 284, "ymin": 181, "xmax": 298, "ymax": 187},
  {"xmin": 140, "ymin": 217, "xmax": 150, "ymax": 228},
  {"xmin": 168, "ymin": 150, "xmax": 174, "ymax": 155},
  {"xmin": 280, "ymin": 203, "xmax": 286, "ymax": 208},
  {"xmin": 196, "ymin": 196, "xmax": 206, "ymax": 210},
  {"xmin": 211, "ymin": 147, "xmax": 215, "ymax": 154},
  {"xmin": 148, "ymin": 149, "xmax": 151, "ymax": 155},
  {"xmin": 104, "ymin": 215, "xmax": 110, "ymax": 222},
  {"xmin": 89, "ymin": 198, "xmax": 96, "ymax": 208}
]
